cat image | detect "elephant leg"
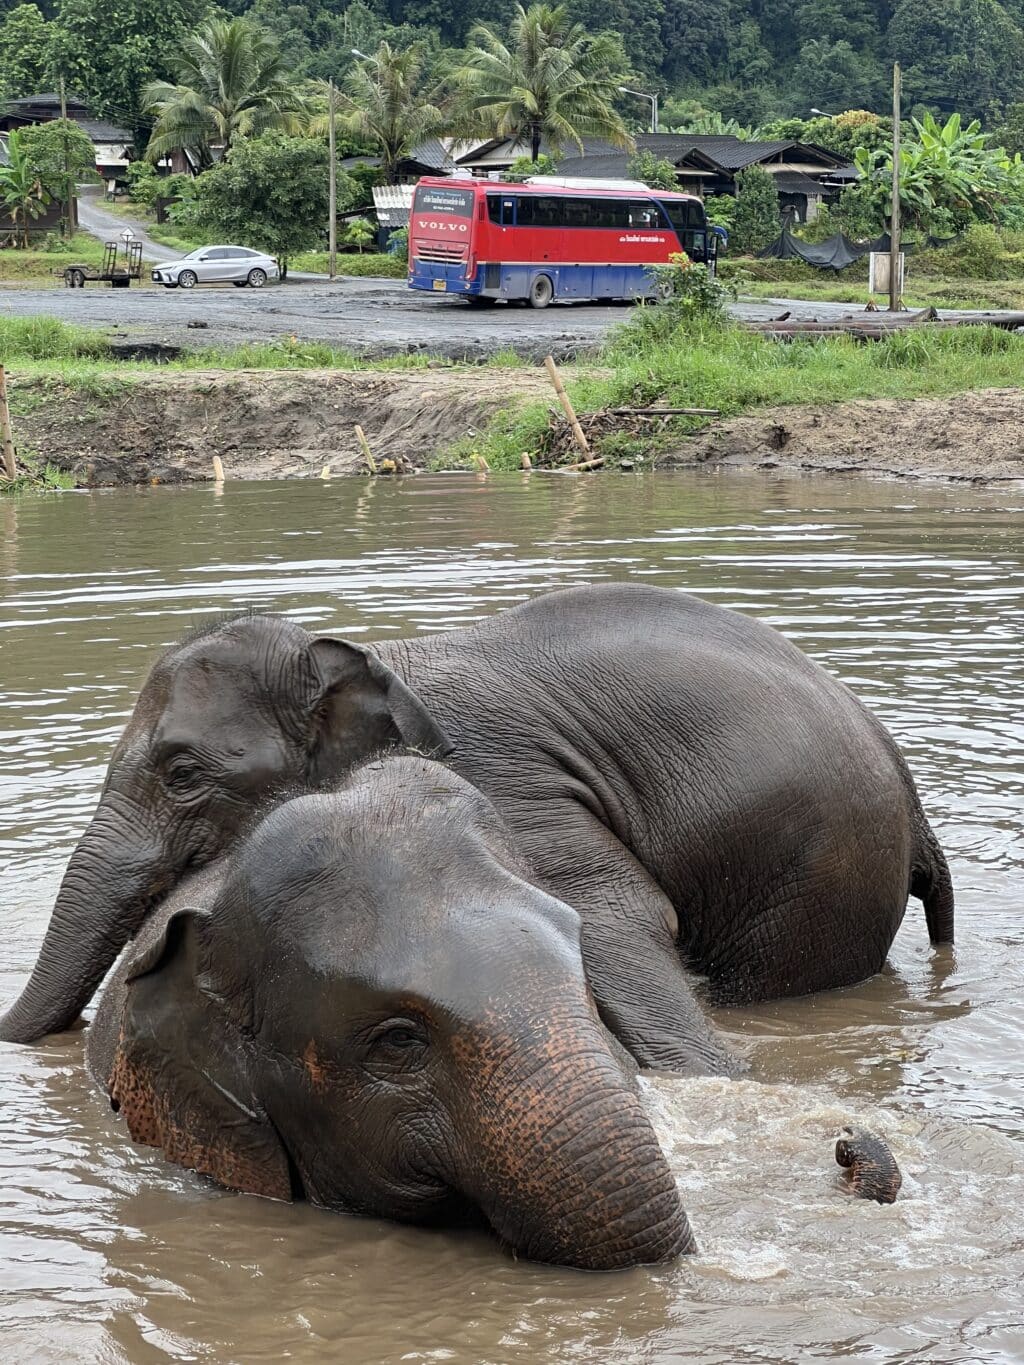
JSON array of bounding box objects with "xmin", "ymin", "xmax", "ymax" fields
[{"xmin": 523, "ymin": 808, "xmax": 738, "ymax": 1076}]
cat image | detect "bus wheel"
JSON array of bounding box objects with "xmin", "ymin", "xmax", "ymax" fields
[
  {"xmin": 655, "ymin": 278, "xmax": 675, "ymax": 303},
  {"xmin": 528, "ymin": 275, "xmax": 554, "ymax": 309}
]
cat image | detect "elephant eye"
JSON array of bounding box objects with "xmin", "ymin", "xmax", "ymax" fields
[
  {"xmin": 364, "ymin": 1017, "xmax": 429, "ymax": 1070},
  {"xmin": 162, "ymin": 755, "xmax": 208, "ymax": 796}
]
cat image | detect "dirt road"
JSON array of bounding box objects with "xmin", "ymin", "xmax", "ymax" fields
[{"xmin": 10, "ymin": 276, "xmax": 1013, "ymax": 362}]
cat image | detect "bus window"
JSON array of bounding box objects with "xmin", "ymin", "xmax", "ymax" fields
[
  {"xmin": 662, "ymin": 199, "xmax": 708, "ymax": 234},
  {"xmin": 414, "ymin": 185, "xmax": 474, "ymax": 218},
  {"xmin": 562, "ymin": 198, "xmax": 593, "ymax": 229},
  {"xmin": 487, "ymin": 195, "xmax": 515, "ymax": 225},
  {"xmin": 628, "ymin": 201, "xmax": 670, "ymax": 230},
  {"xmin": 590, "ymin": 199, "xmax": 629, "ymax": 229}
]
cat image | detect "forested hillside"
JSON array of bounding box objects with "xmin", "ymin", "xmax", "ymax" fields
[{"xmin": 2, "ymin": 0, "xmax": 1024, "ymax": 137}]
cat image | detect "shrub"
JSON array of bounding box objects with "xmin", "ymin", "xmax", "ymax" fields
[{"xmin": 730, "ymin": 167, "xmax": 780, "ymax": 254}]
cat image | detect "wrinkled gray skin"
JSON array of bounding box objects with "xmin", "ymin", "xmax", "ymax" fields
[
  {"xmin": 87, "ymin": 758, "xmax": 695, "ymax": 1271},
  {"xmin": 3, "ymin": 584, "xmax": 954, "ymax": 1070}
]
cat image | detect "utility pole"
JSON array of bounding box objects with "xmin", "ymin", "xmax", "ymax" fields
[
  {"xmin": 59, "ymin": 74, "xmax": 74, "ymax": 240},
  {"xmin": 328, "ymin": 78, "xmax": 337, "ymax": 282},
  {"xmin": 889, "ymin": 62, "xmax": 901, "ymax": 313}
]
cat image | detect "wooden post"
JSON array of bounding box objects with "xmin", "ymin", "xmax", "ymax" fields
[
  {"xmin": 59, "ymin": 75, "xmax": 74, "ymax": 239},
  {"xmin": 211, "ymin": 455, "xmax": 225, "ymax": 481},
  {"xmin": 889, "ymin": 63, "xmax": 902, "ymax": 314},
  {"xmin": 519, "ymin": 452, "xmax": 532, "ymax": 469},
  {"xmin": 0, "ymin": 365, "xmax": 17, "ymax": 481},
  {"xmin": 328, "ymin": 79, "xmax": 337, "ymax": 282},
  {"xmin": 354, "ymin": 424, "xmax": 376, "ymax": 473},
  {"xmin": 543, "ymin": 354, "xmax": 590, "ymax": 456}
]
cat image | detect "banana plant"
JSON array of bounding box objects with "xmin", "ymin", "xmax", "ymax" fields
[{"xmin": 0, "ymin": 128, "xmax": 51, "ymax": 248}]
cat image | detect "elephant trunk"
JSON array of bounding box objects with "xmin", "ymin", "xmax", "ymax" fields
[
  {"xmin": 0, "ymin": 807, "xmax": 165, "ymax": 1044},
  {"xmin": 453, "ymin": 1006, "xmax": 695, "ymax": 1270}
]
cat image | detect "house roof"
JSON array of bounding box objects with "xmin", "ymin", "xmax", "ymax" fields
[
  {"xmin": 772, "ymin": 169, "xmax": 835, "ymax": 195},
  {"xmin": 403, "ymin": 137, "xmax": 455, "ymax": 172},
  {"xmin": 75, "ymin": 117, "xmax": 133, "ymax": 143}
]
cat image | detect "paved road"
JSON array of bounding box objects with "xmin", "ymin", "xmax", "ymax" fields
[
  {"xmin": 3, "ymin": 275, "xmax": 1019, "ymax": 361},
  {"xmin": 76, "ymin": 194, "xmax": 180, "ymax": 263}
]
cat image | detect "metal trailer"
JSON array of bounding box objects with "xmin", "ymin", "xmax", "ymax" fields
[{"xmin": 63, "ymin": 240, "xmax": 143, "ymax": 288}]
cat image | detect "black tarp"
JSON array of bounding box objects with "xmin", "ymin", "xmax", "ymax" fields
[{"xmin": 758, "ymin": 226, "xmax": 958, "ymax": 269}]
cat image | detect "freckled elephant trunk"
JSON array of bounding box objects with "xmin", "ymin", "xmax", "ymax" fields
[
  {"xmin": 454, "ymin": 1009, "xmax": 696, "ymax": 1270},
  {"xmin": 0, "ymin": 810, "xmax": 164, "ymax": 1044}
]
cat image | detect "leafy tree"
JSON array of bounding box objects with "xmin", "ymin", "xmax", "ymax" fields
[
  {"xmin": 992, "ymin": 101, "xmax": 1024, "ymax": 156},
  {"xmin": 344, "ymin": 216, "xmax": 374, "ymax": 252},
  {"xmin": 187, "ymin": 132, "xmax": 336, "ymax": 277},
  {"xmin": 729, "ymin": 165, "xmax": 780, "ymax": 253},
  {"xmin": 455, "ymin": 3, "xmax": 631, "ymax": 161},
  {"xmin": 0, "ymin": 4, "xmax": 52, "ymax": 101},
  {"xmin": 144, "ymin": 18, "xmax": 309, "ymax": 167},
  {"xmin": 888, "ymin": 0, "xmax": 1024, "ymax": 121},
  {"xmin": 628, "ymin": 149, "xmax": 678, "ymax": 190},
  {"xmin": 48, "ymin": 0, "xmax": 209, "ymax": 140},
  {"xmin": 0, "ymin": 127, "xmax": 51, "ymax": 246},
  {"xmin": 333, "ymin": 42, "xmax": 444, "ymax": 183},
  {"xmin": 18, "ymin": 119, "xmax": 98, "ymax": 196},
  {"xmin": 503, "ymin": 151, "xmax": 560, "ymax": 178}
]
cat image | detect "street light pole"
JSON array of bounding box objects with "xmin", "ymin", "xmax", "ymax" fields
[
  {"xmin": 618, "ymin": 86, "xmax": 658, "ymax": 134},
  {"xmin": 328, "ymin": 77, "xmax": 337, "ymax": 282},
  {"xmin": 890, "ymin": 61, "xmax": 902, "ymax": 313}
]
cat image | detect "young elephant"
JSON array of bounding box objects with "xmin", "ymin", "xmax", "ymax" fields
[
  {"xmin": 88, "ymin": 757, "xmax": 696, "ymax": 1272},
  {"xmin": 3, "ymin": 584, "xmax": 954, "ymax": 1074}
]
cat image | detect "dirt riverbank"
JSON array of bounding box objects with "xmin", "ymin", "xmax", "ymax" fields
[
  {"xmin": 8, "ymin": 368, "xmax": 1024, "ymax": 485},
  {"xmin": 9, "ymin": 368, "xmax": 550, "ymax": 484},
  {"xmin": 667, "ymin": 387, "xmax": 1024, "ymax": 483}
]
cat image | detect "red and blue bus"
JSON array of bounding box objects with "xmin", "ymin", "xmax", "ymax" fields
[{"xmin": 408, "ymin": 176, "xmax": 716, "ymax": 308}]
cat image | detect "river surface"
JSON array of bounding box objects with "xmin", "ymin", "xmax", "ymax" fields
[{"xmin": 1, "ymin": 472, "xmax": 1022, "ymax": 1364}]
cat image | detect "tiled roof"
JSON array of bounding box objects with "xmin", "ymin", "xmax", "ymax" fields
[
  {"xmin": 76, "ymin": 118, "xmax": 133, "ymax": 143},
  {"xmin": 405, "ymin": 138, "xmax": 455, "ymax": 171}
]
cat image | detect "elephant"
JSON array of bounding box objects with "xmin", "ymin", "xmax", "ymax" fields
[
  {"xmin": 86, "ymin": 756, "xmax": 696, "ymax": 1272},
  {"xmin": 2, "ymin": 583, "xmax": 954, "ymax": 1074}
]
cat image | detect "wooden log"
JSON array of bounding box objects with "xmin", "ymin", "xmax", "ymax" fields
[
  {"xmin": 543, "ymin": 354, "xmax": 590, "ymax": 456},
  {"xmin": 354, "ymin": 424, "xmax": 377, "ymax": 474},
  {"xmin": 0, "ymin": 365, "xmax": 16, "ymax": 481},
  {"xmin": 558, "ymin": 455, "xmax": 605, "ymax": 472}
]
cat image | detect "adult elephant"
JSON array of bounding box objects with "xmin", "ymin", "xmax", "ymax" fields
[
  {"xmin": 86, "ymin": 757, "xmax": 695, "ymax": 1271},
  {"xmin": 1, "ymin": 584, "xmax": 953, "ymax": 1070}
]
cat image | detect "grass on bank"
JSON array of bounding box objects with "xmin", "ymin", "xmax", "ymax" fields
[
  {"xmin": 0, "ymin": 234, "xmax": 109, "ymax": 285},
  {"xmin": 438, "ymin": 315, "xmax": 1024, "ymax": 471}
]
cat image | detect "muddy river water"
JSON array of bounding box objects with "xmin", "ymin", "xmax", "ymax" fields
[{"xmin": 1, "ymin": 471, "xmax": 1022, "ymax": 1363}]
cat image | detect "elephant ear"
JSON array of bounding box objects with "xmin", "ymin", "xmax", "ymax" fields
[
  {"xmin": 307, "ymin": 637, "xmax": 453, "ymax": 779},
  {"xmin": 108, "ymin": 908, "xmax": 293, "ymax": 1202}
]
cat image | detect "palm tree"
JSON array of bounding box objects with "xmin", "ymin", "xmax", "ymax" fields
[
  {"xmin": 144, "ymin": 18, "xmax": 309, "ymax": 168},
  {"xmin": 330, "ymin": 44, "xmax": 445, "ymax": 184},
  {"xmin": 0, "ymin": 129, "xmax": 51, "ymax": 248},
  {"xmin": 455, "ymin": 4, "xmax": 632, "ymax": 162}
]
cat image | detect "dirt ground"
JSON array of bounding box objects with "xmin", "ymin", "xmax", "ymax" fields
[
  {"xmin": 668, "ymin": 387, "xmax": 1024, "ymax": 483},
  {"xmin": 10, "ymin": 367, "xmax": 1024, "ymax": 485},
  {"xmin": 11, "ymin": 368, "xmax": 550, "ymax": 484}
]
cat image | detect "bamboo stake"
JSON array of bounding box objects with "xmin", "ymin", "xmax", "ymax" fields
[
  {"xmin": 543, "ymin": 354, "xmax": 590, "ymax": 456},
  {"xmin": 472, "ymin": 453, "xmax": 490, "ymax": 472},
  {"xmin": 1, "ymin": 365, "xmax": 18, "ymax": 481},
  {"xmin": 354, "ymin": 424, "xmax": 377, "ymax": 474},
  {"xmin": 211, "ymin": 455, "xmax": 225, "ymax": 481},
  {"xmin": 320, "ymin": 464, "xmax": 332, "ymax": 478},
  {"xmin": 519, "ymin": 452, "xmax": 533, "ymax": 469}
]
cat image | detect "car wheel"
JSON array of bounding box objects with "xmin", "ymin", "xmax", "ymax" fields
[
  {"xmin": 178, "ymin": 270, "xmax": 198, "ymax": 290},
  {"xmin": 528, "ymin": 274, "xmax": 554, "ymax": 309},
  {"xmin": 247, "ymin": 268, "xmax": 267, "ymax": 288}
]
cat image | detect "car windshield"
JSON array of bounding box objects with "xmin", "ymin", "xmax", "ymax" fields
[{"xmin": 182, "ymin": 248, "xmax": 207, "ymax": 260}]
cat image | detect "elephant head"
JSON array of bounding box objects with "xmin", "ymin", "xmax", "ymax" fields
[
  {"xmin": 106, "ymin": 757, "xmax": 695, "ymax": 1270},
  {"xmin": 0, "ymin": 614, "xmax": 450, "ymax": 1044}
]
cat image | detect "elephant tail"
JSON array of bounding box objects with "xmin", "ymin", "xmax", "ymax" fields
[{"xmin": 910, "ymin": 819, "xmax": 954, "ymax": 945}]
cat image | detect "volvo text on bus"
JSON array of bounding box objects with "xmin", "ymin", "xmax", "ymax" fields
[{"xmin": 407, "ymin": 176, "xmax": 716, "ymax": 308}]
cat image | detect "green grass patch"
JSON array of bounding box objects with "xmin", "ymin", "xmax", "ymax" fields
[
  {"xmin": 0, "ymin": 315, "xmax": 113, "ymax": 360},
  {"xmin": 288, "ymin": 250, "xmax": 407, "ymax": 278},
  {"xmin": 0, "ymin": 449, "xmax": 76, "ymax": 494},
  {"xmin": 0, "ymin": 233, "xmax": 109, "ymax": 285},
  {"xmin": 445, "ymin": 317, "xmax": 1024, "ymax": 471}
]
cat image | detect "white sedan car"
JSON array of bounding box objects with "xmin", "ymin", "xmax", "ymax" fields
[{"xmin": 151, "ymin": 246, "xmax": 280, "ymax": 289}]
